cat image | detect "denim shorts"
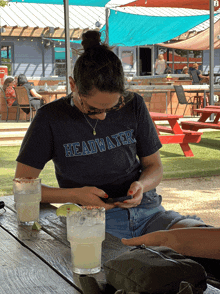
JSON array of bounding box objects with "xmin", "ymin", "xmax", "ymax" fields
[{"xmin": 105, "ymin": 190, "xmax": 205, "ymax": 239}]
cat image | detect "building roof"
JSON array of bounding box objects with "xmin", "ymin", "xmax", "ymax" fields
[
  {"xmin": 0, "ymin": 3, "xmax": 219, "ymax": 40},
  {"xmin": 0, "ymin": 3, "xmax": 105, "ymax": 30}
]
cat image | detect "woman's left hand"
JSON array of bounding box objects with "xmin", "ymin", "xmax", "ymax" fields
[{"xmin": 114, "ymin": 181, "xmax": 144, "ymax": 208}]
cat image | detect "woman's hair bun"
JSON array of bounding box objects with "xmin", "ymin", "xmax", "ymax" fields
[{"xmin": 81, "ymin": 30, "xmax": 101, "ymax": 51}]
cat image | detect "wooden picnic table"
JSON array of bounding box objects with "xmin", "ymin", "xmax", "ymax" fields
[
  {"xmin": 37, "ymin": 90, "xmax": 66, "ymax": 102},
  {"xmin": 0, "ymin": 195, "xmax": 220, "ymax": 294},
  {"xmin": 0, "ymin": 196, "xmax": 133, "ymax": 294},
  {"xmin": 181, "ymin": 106, "xmax": 220, "ymax": 131},
  {"xmin": 150, "ymin": 111, "xmax": 203, "ymax": 157}
]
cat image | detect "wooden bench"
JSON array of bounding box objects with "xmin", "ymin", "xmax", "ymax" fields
[
  {"xmin": 181, "ymin": 121, "xmax": 220, "ymax": 131},
  {"xmin": 157, "ymin": 125, "xmax": 202, "ymax": 143}
]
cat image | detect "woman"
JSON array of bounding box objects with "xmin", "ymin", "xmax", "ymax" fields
[
  {"xmin": 182, "ymin": 66, "xmax": 189, "ymax": 74},
  {"xmin": 155, "ymin": 54, "xmax": 167, "ymax": 75},
  {"xmin": 15, "ymin": 30, "xmax": 208, "ymax": 240},
  {"xmin": 17, "ymin": 74, "xmax": 45, "ymax": 111},
  {"xmin": 3, "ymin": 77, "xmax": 18, "ymax": 107}
]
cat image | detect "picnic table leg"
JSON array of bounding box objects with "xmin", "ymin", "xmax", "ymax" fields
[
  {"xmin": 169, "ymin": 120, "xmax": 194, "ymax": 157},
  {"xmin": 198, "ymin": 113, "xmax": 210, "ymax": 122},
  {"xmin": 179, "ymin": 143, "xmax": 194, "ymax": 157},
  {"xmin": 214, "ymin": 113, "xmax": 220, "ymax": 124}
]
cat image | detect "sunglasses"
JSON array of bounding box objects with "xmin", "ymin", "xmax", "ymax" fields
[{"xmin": 78, "ymin": 95, "xmax": 132, "ymax": 115}]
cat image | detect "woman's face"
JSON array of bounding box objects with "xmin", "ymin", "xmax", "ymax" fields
[
  {"xmin": 8, "ymin": 80, "xmax": 16, "ymax": 87},
  {"xmin": 69, "ymin": 76, "xmax": 121, "ymax": 120},
  {"xmin": 184, "ymin": 69, "xmax": 188, "ymax": 74},
  {"xmin": 158, "ymin": 54, "xmax": 163, "ymax": 60}
]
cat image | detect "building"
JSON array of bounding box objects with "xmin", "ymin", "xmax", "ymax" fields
[{"xmin": 0, "ymin": 2, "xmax": 219, "ymax": 78}]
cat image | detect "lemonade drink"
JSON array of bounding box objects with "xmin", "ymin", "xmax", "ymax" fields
[
  {"xmin": 16, "ymin": 195, "xmax": 40, "ymax": 222},
  {"xmin": 67, "ymin": 207, "xmax": 105, "ymax": 274},
  {"xmin": 13, "ymin": 178, "xmax": 41, "ymax": 225}
]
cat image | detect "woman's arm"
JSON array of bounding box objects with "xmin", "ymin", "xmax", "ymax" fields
[
  {"xmin": 121, "ymin": 227, "xmax": 220, "ymax": 259},
  {"xmin": 113, "ymin": 151, "xmax": 163, "ymax": 208},
  {"xmin": 138, "ymin": 151, "xmax": 163, "ymax": 192},
  {"xmin": 15, "ymin": 162, "xmax": 115, "ymax": 210},
  {"xmin": 30, "ymin": 88, "xmax": 43, "ymax": 98}
]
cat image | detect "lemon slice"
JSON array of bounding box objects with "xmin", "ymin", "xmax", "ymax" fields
[
  {"xmin": 32, "ymin": 221, "xmax": 42, "ymax": 231},
  {"xmin": 56, "ymin": 203, "xmax": 82, "ymax": 217}
]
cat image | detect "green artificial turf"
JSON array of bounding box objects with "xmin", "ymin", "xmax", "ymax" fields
[
  {"xmin": 0, "ymin": 131, "xmax": 220, "ymax": 196},
  {"xmin": 160, "ymin": 131, "xmax": 220, "ymax": 179}
]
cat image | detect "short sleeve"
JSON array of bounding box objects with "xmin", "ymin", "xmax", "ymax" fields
[
  {"xmin": 135, "ymin": 95, "xmax": 162, "ymax": 157},
  {"xmin": 5, "ymin": 86, "xmax": 16, "ymax": 98},
  {"xmin": 16, "ymin": 107, "xmax": 54, "ymax": 169}
]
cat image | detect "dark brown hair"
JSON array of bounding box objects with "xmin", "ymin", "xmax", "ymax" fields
[
  {"xmin": 74, "ymin": 30, "xmax": 125, "ymax": 97},
  {"xmin": 3, "ymin": 77, "xmax": 14, "ymax": 91}
]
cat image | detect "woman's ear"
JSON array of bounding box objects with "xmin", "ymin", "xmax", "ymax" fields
[{"xmin": 69, "ymin": 76, "xmax": 77, "ymax": 93}]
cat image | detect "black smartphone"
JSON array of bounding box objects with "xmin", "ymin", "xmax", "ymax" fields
[{"xmin": 106, "ymin": 195, "xmax": 133, "ymax": 204}]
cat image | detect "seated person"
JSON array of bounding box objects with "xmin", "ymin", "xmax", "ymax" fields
[
  {"xmin": 182, "ymin": 66, "xmax": 189, "ymax": 74},
  {"xmin": 17, "ymin": 74, "xmax": 46, "ymax": 111},
  {"xmin": 179, "ymin": 66, "xmax": 190, "ymax": 80},
  {"xmin": 3, "ymin": 77, "xmax": 29, "ymax": 115},
  {"xmin": 15, "ymin": 30, "xmax": 209, "ymax": 246},
  {"xmin": 191, "ymin": 63, "xmax": 209, "ymax": 84},
  {"xmin": 3, "ymin": 77, "xmax": 18, "ymax": 107}
]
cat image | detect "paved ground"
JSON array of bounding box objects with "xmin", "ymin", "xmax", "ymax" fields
[{"xmin": 157, "ymin": 176, "xmax": 220, "ymax": 227}]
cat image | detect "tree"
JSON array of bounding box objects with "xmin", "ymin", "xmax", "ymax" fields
[{"xmin": 0, "ymin": 1, "xmax": 7, "ymax": 7}]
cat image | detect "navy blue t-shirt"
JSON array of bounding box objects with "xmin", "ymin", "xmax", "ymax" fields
[{"xmin": 17, "ymin": 92, "xmax": 162, "ymax": 198}]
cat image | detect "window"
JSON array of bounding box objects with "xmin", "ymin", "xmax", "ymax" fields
[
  {"xmin": 1, "ymin": 46, "xmax": 12, "ymax": 75},
  {"xmin": 121, "ymin": 51, "xmax": 134, "ymax": 70},
  {"xmin": 54, "ymin": 47, "xmax": 75, "ymax": 76}
]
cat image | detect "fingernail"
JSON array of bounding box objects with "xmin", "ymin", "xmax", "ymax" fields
[
  {"xmin": 123, "ymin": 201, "xmax": 127, "ymax": 203},
  {"xmin": 129, "ymin": 191, "xmax": 133, "ymax": 194},
  {"xmin": 104, "ymin": 194, "xmax": 108, "ymax": 198}
]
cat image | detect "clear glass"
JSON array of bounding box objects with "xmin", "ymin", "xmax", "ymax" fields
[
  {"xmin": 13, "ymin": 178, "xmax": 41, "ymax": 225},
  {"xmin": 67, "ymin": 206, "xmax": 105, "ymax": 274}
]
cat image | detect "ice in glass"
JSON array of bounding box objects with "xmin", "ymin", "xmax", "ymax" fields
[
  {"xmin": 66, "ymin": 206, "xmax": 105, "ymax": 274},
  {"xmin": 13, "ymin": 178, "xmax": 41, "ymax": 225}
]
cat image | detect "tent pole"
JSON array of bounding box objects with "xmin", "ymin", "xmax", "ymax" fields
[
  {"xmin": 64, "ymin": 0, "xmax": 71, "ymax": 95},
  {"xmin": 209, "ymin": 0, "xmax": 214, "ymax": 118},
  {"xmin": 105, "ymin": 8, "xmax": 109, "ymax": 45}
]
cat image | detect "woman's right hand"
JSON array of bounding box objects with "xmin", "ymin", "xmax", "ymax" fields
[{"xmin": 74, "ymin": 186, "xmax": 115, "ymax": 210}]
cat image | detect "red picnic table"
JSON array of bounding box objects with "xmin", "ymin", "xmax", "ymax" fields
[
  {"xmin": 150, "ymin": 111, "xmax": 203, "ymax": 157},
  {"xmin": 181, "ymin": 106, "xmax": 220, "ymax": 131}
]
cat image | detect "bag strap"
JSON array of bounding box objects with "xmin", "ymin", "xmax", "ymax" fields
[{"xmin": 178, "ymin": 281, "xmax": 204, "ymax": 294}]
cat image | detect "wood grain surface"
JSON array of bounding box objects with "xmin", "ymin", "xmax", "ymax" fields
[{"xmin": 1, "ymin": 195, "xmax": 219, "ymax": 294}]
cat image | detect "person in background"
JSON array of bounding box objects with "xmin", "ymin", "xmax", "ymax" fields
[
  {"xmin": 3, "ymin": 77, "xmax": 18, "ymax": 107},
  {"xmin": 178, "ymin": 66, "xmax": 190, "ymax": 81},
  {"xmin": 191, "ymin": 63, "xmax": 209, "ymax": 84},
  {"xmin": 17, "ymin": 74, "xmax": 45, "ymax": 111},
  {"xmin": 182, "ymin": 66, "xmax": 189, "ymax": 74},
  {"xmin": 155, "ymin": 54, "xmax": 167, "ymax": 75}
]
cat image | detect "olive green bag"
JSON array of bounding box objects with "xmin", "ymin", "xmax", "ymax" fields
[{"xmin": 103, "ymin": 245, "xmax": 207, "ymax": 294}]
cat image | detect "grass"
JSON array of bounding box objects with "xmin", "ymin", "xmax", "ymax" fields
[
  {"xmin": 0, "ymin": 131, "xmax": 220, "ymax": 196},
  {"xmin": 160, "ymin": 131, "xmax": 220, "ymax": 179}
]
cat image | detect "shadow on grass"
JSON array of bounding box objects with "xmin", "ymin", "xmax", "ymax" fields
[
  {"xmin": 193, "ymin": 137, "xmax": 220, "ymax": 151},
  {"xmin": 160, "ymin": 150, "xmax": 184, "ymax": 158}
]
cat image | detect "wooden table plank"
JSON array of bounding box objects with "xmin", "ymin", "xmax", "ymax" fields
[
  {"xmin": 0, "ymin": 196, "xmax": 131, "ymax": 290},
  {"xmin": 0, "ymin": 227, "xmax": 79, "ymax": 294},
  {"xmin": 1, "ymin": 196, "xmax": 219, "ymax": 294}
]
